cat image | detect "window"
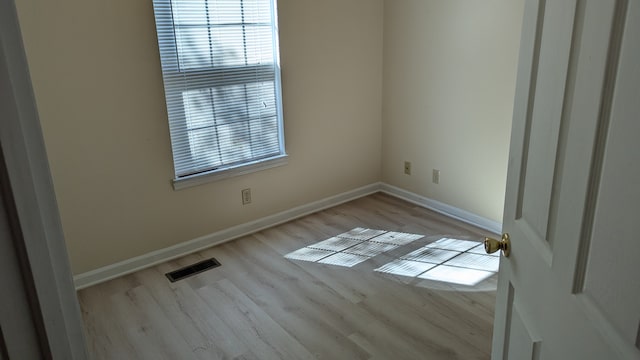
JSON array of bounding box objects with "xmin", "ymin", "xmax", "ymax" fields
[{"xmin": 152, "ymin": 0, "xmax": 286, "ymax": 188}]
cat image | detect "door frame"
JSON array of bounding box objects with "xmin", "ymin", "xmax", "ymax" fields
[{"xmin": 0, "ymin": 0, "xmax": 88, "ymax": 358}]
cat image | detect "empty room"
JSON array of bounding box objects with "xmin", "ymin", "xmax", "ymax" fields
[{"xmin": 2, "ymin": 0, "xmax": 639, "ymax": 359}]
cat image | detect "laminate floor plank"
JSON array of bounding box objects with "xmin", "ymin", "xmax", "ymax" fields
[
  {"xmin": 78, "ymin": 193, "xmax": 498, "ymax": 360},
  {"xmin": 217, "ymin": 242, "xmax": 374, "ymax": 359},
  {"xmin": 132, "ymin": 265, "xmax": 248, "ymax": 359},
  {"xmin": 197, "ymin": 279, "xmax": 316, "ymax": 360},
  {"xmin": 223, "ymin": 269, "xmax": 371, "ymax": 360},
  {"xmin": 357, "ymin": 289, "xmax": 490, "ymax": 358},
  {"xmin": 210, "ymin": 242, "xmax": 361, "ymax": 329},
  {"xmin": 79, "ymin": 283, "xmax": 139, "ymax": 360},
  {"xmin": 109, "ymin": 285, "xmax": 196, "ymax": 360}
]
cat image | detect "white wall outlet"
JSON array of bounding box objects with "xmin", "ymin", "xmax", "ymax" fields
[
  {"xmin": 241, "ymin": 188, "xmax": 251, "ymax": 205},
  {"xmin": 404, "ymin": 161, "xmax": 412, "ymax": 175},
  {"xmin": 432, "ymin": 169, "xmax": 440, "ymax": 184}
]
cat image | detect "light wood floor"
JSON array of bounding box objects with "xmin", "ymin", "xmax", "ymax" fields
[{"xmin": 78, "ymin": 193, "xmax": 498, "ymax": 360}]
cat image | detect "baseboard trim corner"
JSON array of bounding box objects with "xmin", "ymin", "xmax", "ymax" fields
[
  {"xmin": 380, "ymin": 183, "xmax": 502, "ymax": 235},
  {"xmin": 73, "ymin": 182, "xmax": 381, "ymax": 290}
]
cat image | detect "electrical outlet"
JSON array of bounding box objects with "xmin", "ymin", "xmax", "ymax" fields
[
  {"xmin": 404, "ymin": 161, "xmax": 412, "ymax": 175},
  {"xmin": 432, "ymin": 169, "xmax": 440, "ymax": 184},
  {"xmin": 241, "ymin": 188, "xmax": 251, "ymax": 205}
]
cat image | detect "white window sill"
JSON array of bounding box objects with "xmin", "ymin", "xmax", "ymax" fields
[{"xmin": 172, "ymin": 154, "xmax": 288, "ymax": 190}]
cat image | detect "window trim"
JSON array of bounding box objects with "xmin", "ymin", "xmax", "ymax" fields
[{"xmin": 172, "ymin": 153, "xmax": 288, "ymax": 190}]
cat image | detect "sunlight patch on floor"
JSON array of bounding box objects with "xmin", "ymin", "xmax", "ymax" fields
[
  {"xmin": 376, "ymin": 238, "xmax": 499, "ymax": 286},
  {"xmin": 285, "ymin": 229, "xmax": 499, "ymax": 287},
  {"xmin": 284, "ymin": 227, "xmax": 422, "ymax": 267}
]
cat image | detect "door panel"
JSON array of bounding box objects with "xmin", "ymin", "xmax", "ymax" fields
[
  {"xmin": 493, "ymin": 0, "xmax": 639, "ymax": 358},
  {"xmin": 506, "ymin": 302, "xmax": 540, "ymax": 360},
  {"xmin": 583, "ymin": 1, "xmax": 640, "ymax": 344},
  {"xmin": 518, "ymin": 0, "xmax": 575, "ymax": 246}
]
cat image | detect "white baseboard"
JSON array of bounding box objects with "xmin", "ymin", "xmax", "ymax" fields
[
  {"xmin": 380, "ymin": 183, "xmax": 502, "ymax": 235},
  {"xmin": 74, "ymin": 182, "xmax": 502, "ymax": 289},
  {"xmin": 73, "ymin": 182, "xmax": 382, "ymax": 289}
]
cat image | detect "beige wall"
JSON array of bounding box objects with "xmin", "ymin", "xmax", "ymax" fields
[
  {"xmin": 15, "ymin": 0, "xmax": 384, "ymax": 274},
  {"xmin": 14, "ymin": 0, "xmax": 522, "ymax": 275},
  {"xmin": 381, "ymin": 0, "xmax": 524, "ymax": 223}
]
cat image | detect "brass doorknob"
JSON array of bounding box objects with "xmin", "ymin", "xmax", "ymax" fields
[{"xmin": 484, "ymin": 233, "xmax": 511, "ymax": 257}]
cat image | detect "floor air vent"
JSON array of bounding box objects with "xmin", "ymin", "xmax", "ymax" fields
[{"xmin": 165, "ymin": 258, "xmax": 221, "ymax": 282}]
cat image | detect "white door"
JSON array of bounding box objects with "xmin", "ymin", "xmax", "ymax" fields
[{"xmin": 492, "ymin": 0, "xmax": 640, "ymax": 359}]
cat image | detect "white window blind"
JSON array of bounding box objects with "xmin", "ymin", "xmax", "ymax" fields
[{"xmin": 152, "ymin": 0, "xmax": 285, "ymax": 181}]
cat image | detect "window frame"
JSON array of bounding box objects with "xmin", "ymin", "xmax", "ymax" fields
[{"xmin": 152, "ymin": 0, "xmax": 287, "ymax": 190}]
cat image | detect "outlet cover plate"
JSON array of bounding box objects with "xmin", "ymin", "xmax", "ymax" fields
[
  {"xmin": 404, "ymin": 161, "xmax": 411, "ymax": 175},
  {"xmin": 241, "ymin": 188, "xmax": 251, "ymax": 204}
]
